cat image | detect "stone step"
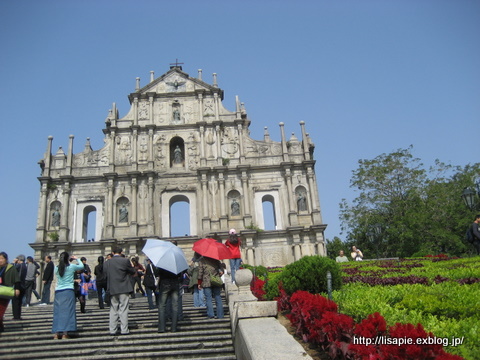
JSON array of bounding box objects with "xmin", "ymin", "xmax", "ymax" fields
[{"xmin": 0, "ymin": 293, "xmax": 236, "ymax": 360}]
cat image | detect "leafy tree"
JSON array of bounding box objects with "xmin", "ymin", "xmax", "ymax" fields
[
  {"xmin": 326, "ymin": 236, "xmax": 352, "ymax": 261},
  {"xmin": 340, "ymin": 146, "xmax": 480, "ymax": 257}
]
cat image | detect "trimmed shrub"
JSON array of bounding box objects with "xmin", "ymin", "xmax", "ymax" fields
[{"xmin": 275, "ymin": 255, "xmax": 342, "ymax": 296}]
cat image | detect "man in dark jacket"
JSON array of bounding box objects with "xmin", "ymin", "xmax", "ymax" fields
[
  {"xmin": 12, "ymin": 255, "xmax": 26, "ymax": 320},
  {"xmin": 104, "ymin": 246, "xmax": 135, "ymax": 335},
  {"xmin": 471, "ymin": 214, "xmax": 480, "ymax": 255},
  {"xmin": 40, "ymin": 255, "xmax": 54, "ymax": 305}
]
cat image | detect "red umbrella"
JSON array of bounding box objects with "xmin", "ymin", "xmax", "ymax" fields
[{"xmin": 193, "ymin": 238, "xmax": 233, "ymax": 260}]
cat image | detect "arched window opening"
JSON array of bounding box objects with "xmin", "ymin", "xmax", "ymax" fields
[
  {"xmin": 169, "ymin": 195, "xmax": 190, "ymax": 237},
  {"xmin": 170, "ymin": 137, "xmax": 185, "ymax": 167},
  {"xmin": 262, "ymin": 195, "xmax": 277, "ymax": 230},
  {"xmin": 83, "ymin": 205, "xmax": 97, "ymax": 242}
]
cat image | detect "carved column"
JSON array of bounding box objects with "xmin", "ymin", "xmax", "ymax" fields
[
  {"xmin": 236, "ymin": 121, "xmax": 245, "ymax": 163},
  {"xmin": 213, "ymin": 92, "xmax": 220, "ymax": 121},
  {"xmin": 218, "ymin": 170, "xmax": 227, "ymax": 229},
  {"xmin": 147, "ymin": 174, "xmax": 155, "ymax": 234},
  {"xmin": 44, "ymin": 136, "xmax": 53, "ymax": 177},
  {"xmin": 133, "ymin": 96, "xmax": 139, "ymax": 126},
  {"xmin": 36, "ymin": 180, "xmax": 49, "ymax": 242},
  {"xmin": 199, "ymin": 124, "xmax": 206, "ymax": 167},
  {"xmin": 215, "ymin": 123, "xmax": 222, "ymax": 166},
  {"xmin": 284, "ymin": 166, "xmax": 298, "ymax": 226},
  {"xmin": 66, "ymin": 135, "xmax": 74, "ymax": 175},
  {"xmin": 148, "ymin": 126, "xmax": 154, "ymax": 170},
  {"xmin": 148, "ymin": 94, "xmax": 154, "ymax": 124},
  {"xmin": 106, "ymin": 176, "xmax": 115, "ymax": 238},
  {"xmin": 59, "ymin": 178, "xmax": 71, "ymax": 241},
  {"xmin": 109, "ymin": 129, "xmax": 116, "ymax": 173},
  {"xmin": 132, "ymin": 127, "xmax": 138, "ymax": 171},
  {"xmin": 130, "ymin": 175, "xmax": 138, "ymax": 235},
  {"xmin": 279, "ymin": 122, "xmax": 289, "ymax": 162},
  {"xmin": 201, "ymin": 171, "xmax": 210, "ymax": 231}
]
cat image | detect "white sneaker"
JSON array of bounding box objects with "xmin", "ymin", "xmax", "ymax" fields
[
  {"xmin": 39, "ymin": 303, "xmax": 47, "ymax": 306},
  {"xmin": 26, "ymin": 305, "xmax": 29, "ymax": 308}
]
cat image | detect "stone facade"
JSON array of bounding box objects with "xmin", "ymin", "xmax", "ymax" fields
[{"xmin": 31, "ymin": 66, "xmax": 327, "ymax": 267}]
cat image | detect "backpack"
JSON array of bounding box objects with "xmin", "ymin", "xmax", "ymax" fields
[
  {"xmin": 229, "ymin": 234, "xmax": 239, "ymax": 245},
  {"xmin": 465, "ymin": 226, "xmax": 474, "ymax": 243}
]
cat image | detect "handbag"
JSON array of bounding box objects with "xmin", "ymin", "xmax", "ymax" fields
[
  {"xmin": 0, "ymin": 284, "xmax": 15, "ymax": 299},
  {"xmin": 210, "ymin": 274, "xmax": 223, "ymax": 287}
]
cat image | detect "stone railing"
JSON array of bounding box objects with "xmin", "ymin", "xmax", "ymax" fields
[{"xmin": 224, "ymin": 269, "xmax": 313, "ymax": 360}]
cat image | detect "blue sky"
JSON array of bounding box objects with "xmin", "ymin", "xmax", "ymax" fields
[{"xmin": 1, "ymin": 0, "xmax": 479, "ymax": 260}]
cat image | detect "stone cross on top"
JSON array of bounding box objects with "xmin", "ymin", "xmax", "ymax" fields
[{"xmin": 169, "ymin": 58, "xmax": 184, "ymax": 69}]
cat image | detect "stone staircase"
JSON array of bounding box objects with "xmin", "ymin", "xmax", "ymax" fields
[{"xmin": 0, "ymin": 293, "xmax": 236, "ymax": 360}]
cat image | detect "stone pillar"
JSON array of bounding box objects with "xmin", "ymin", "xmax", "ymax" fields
[
  {"xmin": 279, "ymin": 122, "xmax": 289, "ymax": 162},
  {"xmin": 199, "ymin": 124, "xmax": 206, "ymax": 167},
  {"xmin": 59, "ymin": 179, "xmax": 71, "ymax": 242},
  {"xmin": 109, "ymin": 129, "xmax": 116, "ymax": 173},
  {"xmin": 201, "ymin": 171, "xmax": 209, "ymax": 230},
  {"xmin": 106, "ymin": 176, "xmax": 115, "ymax": 238},
  {"xmin": 236, "ymin": 121, "xmax": 245, "ymax": 163},
  {"xmin": 240, "ymin": 169, "xmax": 250, "ymax": 215},
  {"xmin": 213, "ymin": 92, "xmax": 220, "ymax": 121},
  {"xmin": 218, "ymin": 170, "xmax": 226, "ymax": 216},
  {"xmin": 130, "ymin": 175, "xmax": 138, "ymax": 235},
  {"xmin": 148, "ymin": 93, "xmax": 154, "ymax": 123},
  {"xmin": 209, "ymin": 174, "xmax": 218, "ymax": 219},
  {"xmin": 307, "ymin": 165, "xmax": 322, "ymax": 224},
  {"xmin": 299, "ymin": 121, "xmax": 310, "ymax": 160},
  {"xmin": 131, "ymin": 127, "xmax": 138, "ymax": 171},
  {"xmin": 43, "ymin": 136, "xmax": 53, "ymax": 176},
  {"xmin": 147, "ymin": 126, "xmax": 154, "ymax": 170},
  {"xmin": 289, "ymin": 227, "xmax": 303, "ymax": 261},
  {"xmin": 147, "ymin": 174, "xmax": 155, "ymax": 234},
  {"xmin": 133, "ymin": 96, "xmax": 139, "ymax": 126},
  {"xmin": 36, "ymin": 180, "xmax": 49, "ymax": 243},
  {"xmin": 66, "ymin": 135, "xmax": 74, "ymax": 175},
  {"xmin": 284, "ymin": 167, "xmax": 297, "ymax": 226},
  {"xmin": 214, "ymin": 122, "xmax": 222, "ymax": 166}
]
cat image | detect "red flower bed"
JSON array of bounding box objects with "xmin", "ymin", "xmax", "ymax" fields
[{"xmin": 275, "ymin": 286, "xmax": 463, "ymax": 360}]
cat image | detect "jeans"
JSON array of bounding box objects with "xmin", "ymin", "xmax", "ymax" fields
[
  {"xmin": 204, "ymin": 286, "xmax": 224, "ymax": 319},
  {"xmin": 145, "ymin": 286, "xmax": 156, "ymax": 309},
  {"xmin": 41, "ymin": 281, "xmax": 52, "ymax": 304},
  {"xmin": 229, "ymin": 258, "xmax": 242, "ymax": 283},
  {"xmin": 193, "ymin": 286, "xmax": 206, "ymax": 307},
  {"xmin": 158, "ymin": 284, "xmax": 178, "ymax": 332}
]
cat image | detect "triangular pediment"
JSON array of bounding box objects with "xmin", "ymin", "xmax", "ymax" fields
[{"xmin": 130, "ymin": 67, "xmax": 222, "ymax": 101}]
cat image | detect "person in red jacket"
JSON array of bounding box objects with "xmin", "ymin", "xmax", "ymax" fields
[{"xmin": 225, "ymin": 229, "xmax": 242, "ymax": 284}]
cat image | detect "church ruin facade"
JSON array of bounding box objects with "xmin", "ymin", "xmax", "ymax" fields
[{"xmin": 31, "ymin": 65, "xmax": 327, "ymax": 267}]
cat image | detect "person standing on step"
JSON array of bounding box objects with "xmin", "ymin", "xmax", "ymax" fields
[
  {"xmin": 52, "ymin": 252, "xmax": 84, "ymax": 339},
  {"xmin": 157, "ymin": 267, "xmax": 182, "ymax": 333},
  {"xmin": 40, "ymin": 255, "xmax": 54, "ymax": 305},
  {"xmin": 0, "ymin": 252, "xmax": 20, "ymax": 333},
  {"xmin": 225, "ymin": 229, "xmax": 242, "ymax": 284},
  {"xmin": 24, "ymin": 256, "xmax": 40, "ymax": 307},
  {"xmin": 198, "ymin": 256, "xmax": 224, "ymax": 319},
  {"xmin": 131, "ymin": 257, "xmax": 146, "ymax": 298},
  {"xmin": 143, "ymin": 258, "xmax": 159, "ymax": 310},
  {"xmin": 94, "ymin": 256, "xmax": 108, "ymax": 309},
  {"xmin": 104, "ymin": 245, "xmax": 135, "ymax": 335},
  {"xmin": 188, "ymin": 253, "xmax": 206, "ymax": 307},
  {"xmin": 11, "ymin": 255, "xmax": 26, "ymax": 320}
]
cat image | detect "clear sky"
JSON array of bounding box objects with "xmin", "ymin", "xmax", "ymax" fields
[{"xmin": 1, "ymin": 0, "xmax": 479, "ymax": 260}]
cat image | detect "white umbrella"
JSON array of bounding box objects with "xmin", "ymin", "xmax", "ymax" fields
[{"xmin": 142, "ymin": 239, "xmax": 188, "ymax": 274}]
